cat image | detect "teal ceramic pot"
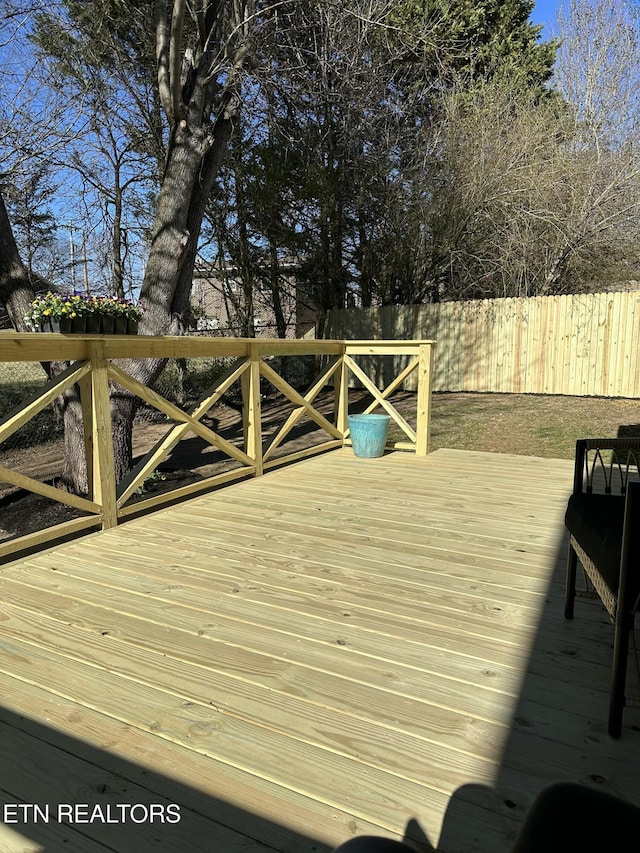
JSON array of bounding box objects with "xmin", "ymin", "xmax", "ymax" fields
[{"xmin": 347, "ymin": 414, "xmax": 391, "ymax": 458}]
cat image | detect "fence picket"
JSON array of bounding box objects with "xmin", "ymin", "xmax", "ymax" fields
[{"xmin": 327, "ymin": 290, "xmax": 640, "ymax": 398}]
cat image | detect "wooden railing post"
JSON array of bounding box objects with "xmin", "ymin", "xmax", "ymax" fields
[
  {"xmin": 415, "ymin": 342, "xmax": 433, "ymax": 456},
  {"xmin": 335, "ymin": 344, "xmax": 349, "ymax": 443},
  {"xmin": 88, "ymin": 341, "xmax": 118, "ymax": 528},
  {"xmin": 0, "ymin": 334, "xmax": 435, "ymax": 557},
  {"xmin": 242, "ymin": 342, "xmax": 263, "ymax": 476}
]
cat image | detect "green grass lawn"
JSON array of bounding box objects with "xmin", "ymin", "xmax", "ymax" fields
[
  {"xmin": 427, "ymin": 392, "xmax": 640, "ymax": 459},
  {"xmin": 0, "ymin": 362, "xmax": 57, "ymax": 449},
  {"xmin": 0, "ymin": 361, "xmax": 47, "ymax": 385}
]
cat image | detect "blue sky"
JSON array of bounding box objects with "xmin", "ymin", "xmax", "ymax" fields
[{"xmin": 531, "ymin": 0, "xmax": 560, "ymax": 33}]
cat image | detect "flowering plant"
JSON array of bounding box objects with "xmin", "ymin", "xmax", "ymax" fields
[
  {"xmin": 24, "ymin": 292, "xmax": 65, "ymax": 327},
  {"xmin": 121, "ymin": 300, "xmax": 144, "ymax": 320},
  {"xmin": 25, "ymin": 292, "xmax": 144, "ymax": 329},
  {"xmin": 60, "ymin": 294, "xmax": 90, "ymax": 318},
  {"xmin": 115, "ymin": 299, "xmax": 144, "ymax": 320},
  {"xmin": 86, "ymin": 295, "xmax": 144, "ymax": 319},
  {"xmin": 88, "ymin": 295, "xmax": 114, "ymax": 315},
  {"xmin": 76, "ymin": 295, "xmax": 145, "ymax": 317}
]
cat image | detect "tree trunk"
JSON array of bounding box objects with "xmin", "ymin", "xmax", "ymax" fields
[
  {"xmin": 103, "ymin": 110, "xmax": 237, "ymax": 480},
  {"xmin": 0, "ymin": 193, "xmax": 35, "ymax": 330},
  {"xmin": 60, "ymin": 386, "xmax": 89, "ymax": 494},
  {"xmin": 139, "ymin": 125, "xmax": 208, "ymax": 334},
  {"xmin": 233, "ymin": 137, "xmax": 255, "ymax": 338},
  {"xmin": 112, "ymin": 162, "xmax": 125, "ymax": 299},
  {"xmin": 269, "ymin": 241, "xmax": 287, "ymax": 338}
]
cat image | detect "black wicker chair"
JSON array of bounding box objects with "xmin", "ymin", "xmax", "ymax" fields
[{"xmin": 564, "ymin": 438, "xmax": 640, "ymax": 737}]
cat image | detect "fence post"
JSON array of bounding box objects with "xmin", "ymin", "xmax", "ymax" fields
[
  {"xmin": 88, "ymin": 340, "xmax": 118, "ymax": 528},
  {"xmin": 415, "ymin": 342, "xmax": 433, "ymax": 456},
  {"xmin": 242, "ymin": 342, "xmax": 263, "ymax": 475},
  {"xmin": 334, "ymin": 343, "xmax": 349, "ymax": 444}
]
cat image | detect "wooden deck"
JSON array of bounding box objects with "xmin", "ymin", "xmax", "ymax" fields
[{"xmin": 0, "ymin": 448, "xmax": 638, "ymax": 853}]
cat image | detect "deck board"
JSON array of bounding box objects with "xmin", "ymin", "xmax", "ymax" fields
[{"xmin": 0, "ymin": 447, "xmax": 639, "ymax": 853}]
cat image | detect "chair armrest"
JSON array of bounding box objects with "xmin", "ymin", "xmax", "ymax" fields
[{"xmin": 573, "ymin": 438, "xmax": 640, "ymax": 495}]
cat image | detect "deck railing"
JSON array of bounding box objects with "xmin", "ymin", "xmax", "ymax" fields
[{"xmin": 0, "ymin": 334, "xmax": 434, "ymax": 558}]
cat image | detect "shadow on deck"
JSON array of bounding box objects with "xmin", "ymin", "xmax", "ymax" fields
[
  {"xmin": 0, "ymin": 448, "xmax": 638, "ymax": 852},
  {"xmin": 0, "ymin": 703, "xmax": 318, "ymax": 852}
]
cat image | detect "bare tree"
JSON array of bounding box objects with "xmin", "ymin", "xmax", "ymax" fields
[
  {"xmin": 549, "ymin": 0, "xmax": 640, "ymax": 288},
  {"xmin": 423, "ymin": 78, "xmax": 578, "ymax": 299},
  {"xmin": 555, "ymin": 0, "xmax": 640, "ymax": 150},
  {"xmin": 0, "ymin": 5, "xmax": 83, "ymax": 295},
  {"xmin": 414, "ymin": 0, "xmax": 640, "ymax": 302}
]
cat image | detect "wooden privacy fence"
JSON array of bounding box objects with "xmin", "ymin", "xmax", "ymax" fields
[
  {"xmin": 327, "ymin": 290, "xmax": 640, "ymax": 398},
  {"xmin": 0, "ymin": 334, "xmax": 433, "ymax": 559}
]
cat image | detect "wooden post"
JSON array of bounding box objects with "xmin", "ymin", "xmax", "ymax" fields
[
  {"xmin": 415, "ymin": 342, "xmax": 433, "ymax": 456},
  {"xmin": 242, "ymin": 343, "xmax": 263, "ymax": 476},
  {"xmin": 89, "ymin": 341, "xmax": 118, "ymax": 528},
  {"xmin": 240, "ymin": 358, "xmax": 250, "ymax": 451},
  {"xmin": 334, "ymin": 345, "xmax": 349, "ymax": 444}
]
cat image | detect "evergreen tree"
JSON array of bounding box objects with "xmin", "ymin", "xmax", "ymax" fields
[{"xmin": 391, "ymin": 0, "xmax": 557, "ymax": 90}]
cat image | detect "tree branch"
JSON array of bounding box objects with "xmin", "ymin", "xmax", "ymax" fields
[
  {"xmin": 169, "ymin": 0, "xmax": 187, "ymax": 121},
  {"xmin": 155, "ymin": 0, "xmax": 173, "ymax": 122}
]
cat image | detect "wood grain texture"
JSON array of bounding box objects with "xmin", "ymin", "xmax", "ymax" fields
[
  {"xmin": 0, "ymin": 448, "xmax": 638, "ymax": 853},
  {"xmin": 0, "ymin": 336, "xmax": 432, "ymax": 560},
  {"xmin": 328, "ymin": 291, "xmax": 640, "ymax": 397}
]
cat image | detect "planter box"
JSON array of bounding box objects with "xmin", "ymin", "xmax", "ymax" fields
[{"xmin": 54, "ymin": 316, "xmax": 139, "ymax": 334}]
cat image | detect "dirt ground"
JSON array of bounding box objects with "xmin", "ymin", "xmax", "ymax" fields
[
  {"xmin": 2, "ymin": 390, "xmax": 639, "ymax": 545},
  {"xmin": 0, "ymin": 389, "xmax": 356, "ymax": 542}
]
